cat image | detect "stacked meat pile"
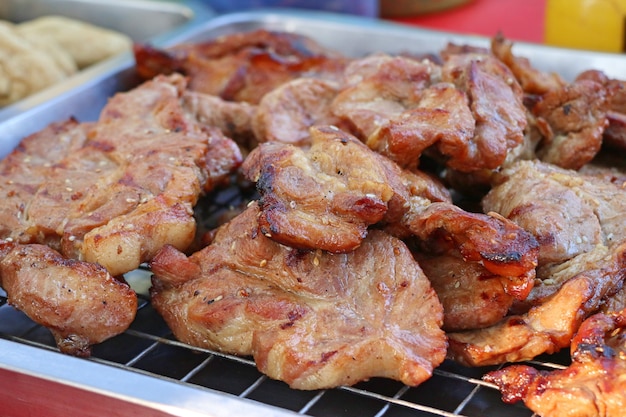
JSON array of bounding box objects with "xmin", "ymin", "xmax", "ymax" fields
[
  {"xmin": 2, "ymin": 27, "xmax": 625, "ymax": 415},
  {"xmin": 133, "ymin": 30, "xmax": 626, "ymax": 413}
]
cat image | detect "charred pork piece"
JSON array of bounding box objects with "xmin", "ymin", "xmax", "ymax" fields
[
  {"xmin": 0, "ymin": 74, "xmax": 242, "ymax": 354},
  {"xmin": 181, "ymin": 90, "xmax": 257, "ymax": 149},
  {"xmin": 332, "ymin": 51, "xmax": 527, "ymax": 173},
  {"xmin": 241, "ymin": 125, "xmax": 396, "ymax": 253},
  {"xmin": 490, "ymin": 34, "xmax": 566, "ymax": 95},
  {"xmin": 447, "ymin": 160, "xmax": 626, "ymax": 366},
  {"xmin": 150, "ymin": 202, "xmax": 446, "ymax": 390},
  {"xmin": 133, "ymin": 29, "xmax": 349, "ymax": 105},
  {"xmin": 243, "ymin": 126, "xmax": 538, "ymax": 330},
  {"xmin": 529, "ymin": 78, "xmax": 608, "ymax": 170},
  {"xmin": 491, "ymin": 36, "xmax": 610, "ymax": 169},
  {"xmin": 440, "ymin": 53, "xmax": 527, "ymax": 171},
  {"xmin": 332, "ymin": 54, "xmax": 442, "ymax": 140},
  {"xmin": 577, "ymin": 69, "xmax": 626, "ymax": 150},
  {"xmin": 0, "ymin": 73, "xmax": 241, "ymax": 276},
  {"xmin": 0, "ymin": 241, "xmax": 137, "ymax": 356},
  {"xmin": 484, "ymin": 308, "xmax": 626, "ymax": 417}
]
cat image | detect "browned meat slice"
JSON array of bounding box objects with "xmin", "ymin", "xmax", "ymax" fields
[
  {"xmin": 150, "ymin": 203, "xmax": 446, "ymax": 390},
  {"xmin": 366, "ymin": 82, "xmax": 475, "ymax": 169},
  {"xmin": 577, "ymin": 69, "xmax": 626, "ymax": 150},
  {"xmin": 447, "ymin": 160, "xmax": 626, "ymax": 366},
  {"xmin": 0, "ymin": 74, "xmax": 242, "ymax": 355},
  {"xmin": 441, "ymin": 53, "xmax": 527, "ymax": 171},
  {"xmin": 530, "ymin": 78, "xmax": 609, "ymax": 170},
  {"xmin": 133, "ymin": 29, "xmax": 349, "ymax": 104},
  {"xmin": 416, "ymin": 253, "xmax": 518, "ymax": 331},
  {"xmin": 603, "ymin": 111, "xmax": 626, "ymax": 150},
  {"xmin": 484, "ymin": 308, "xmax": 626, "ymax": 417},
  {"xmin": 181, "ymin": 90, "xmax": 257, "ymax": 148},
  {"xmin": 485, "ymin": 160, "xmax": 626, "ymax": 302},
  {"xmin": 252, "ymin": 78, "xmax": 347, "ymax": 146},
  {"xmin": 243, "ymin": 125, "xmax": 538, "ymax": 332},
  {"xmin": 0, "ymin": 240, "xmax": 137, "ymax": 356},
  {"xmin": 242, "ymin": 125, "xmax": 395, "ymax": 253},
  {"xmin": 490, "ymin": 33, "xmax": 566, "ymax": 95},
  {"xmin": 243, "ymin": 125, "xmax": 538, "ymax": 283},
  {"xmin": 332, "ymin": 54, "xmax": 440, "ymax": 139},
  {"xmin": 0, "ymin": 74, "xmax": 242, "ymax": 276}
]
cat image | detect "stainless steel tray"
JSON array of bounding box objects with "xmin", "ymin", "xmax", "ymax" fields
[
  {"xmin": 1, "ymin": 9, "xmax": 623, "ymax": 417},
  {"xmin": 0, "ymin": 0, "xmax": 214, "ymax": 125}
]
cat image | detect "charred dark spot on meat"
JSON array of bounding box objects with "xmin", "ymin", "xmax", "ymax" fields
[
  {"xmin": 480, "ymin": 250, "xmax": 523, "ymax": 264},
  {"xmin": 562, "ymin": 103, "xmax": 572, "ymax": 116}
]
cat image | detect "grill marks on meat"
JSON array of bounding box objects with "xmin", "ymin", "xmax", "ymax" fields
[
  {"xmin": 133, "ymin": 29, "xmax": 348, "ymax": 105},
  {"xmin": 0, "ymin": 241, "xmax": 137, "ymax": 357},
  {"xmin": 0, "ymin": 74, "xmax": 242, "ymax": 354},
  {"xmin": 447, "ymin": 161, "xmax": 626, "ymax": 366},
  {"xmin": 150, "ymin": 203, "xmax": 446, "ymax": 389},
  {"xmin": 484, "ymin": 308, "xmax": 626, "ymax": 417}
]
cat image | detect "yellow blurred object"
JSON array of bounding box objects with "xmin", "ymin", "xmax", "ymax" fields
[{"xmin": 545, "ymin": 0, "xmax": 626, "ymax": 52}]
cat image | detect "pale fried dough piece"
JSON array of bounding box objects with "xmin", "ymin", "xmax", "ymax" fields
[
  {"xmin": 484, "ymin": 309, "xmax": 626, "ymax": 417},
  {"xmin": 0, "ymin": 22, "xmax": 68, "ymax": 106},
  {"xmin": 0, "ymin": 240, "xmax": 137, "ymax": 356},
  {"xmin": 17, "ymin": 15, "xmax": 132, "ymax": 69},
  {"xmin": 150, "ymin": 203, "xmax": 446, "ymax": 390}
]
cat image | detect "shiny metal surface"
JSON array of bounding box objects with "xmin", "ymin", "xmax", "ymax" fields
[{"xmin": 1, "ymin": 9, "xmax": 623, "ymax": 417}]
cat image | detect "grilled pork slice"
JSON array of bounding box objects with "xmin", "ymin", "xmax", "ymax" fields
[
  {"xmin": 447, "ymin": 160, "xmax": 626, "ymax": 366},
  {"xmin": 243, "ymin": 125, "xmax": 538, "ymax": 280},
  {"xmin": 0, "ymin": 73, "xmax": 242, "ymax": 276},
  {"xmin": 0, "ymin": 73, "xmax": 242, "ymax": 354},
  {"xmin": 484, "ymin": 308, "xmax": 626, "ymax": 417},
  {"xmin": 150, "ymin": 203, "xmax": 446, "ymax": 390},
  {"xmin": 0, "ymin": 241, "xmax": 137, "ymax": 356},
  {"xmin": 133, "ymin": 29, "xmax": 349, "ymax": 105}
]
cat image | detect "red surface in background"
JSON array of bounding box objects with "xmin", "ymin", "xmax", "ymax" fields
[{"xmin": 387, "ymin": 0, "xmax": 546, "ymax": 44}]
